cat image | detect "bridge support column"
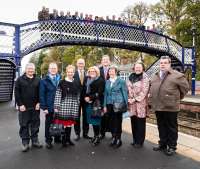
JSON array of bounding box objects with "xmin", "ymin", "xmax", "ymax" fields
[
  {"xmin": 191, "ymin": 47, "xmax": 196, "ymax": 96},
  {"xmin": 14, "ymin": 25, "xmax": 21, "ymax": 77}
]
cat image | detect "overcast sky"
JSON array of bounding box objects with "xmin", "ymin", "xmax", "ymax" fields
[
  {"xmin": 0, "ymin": 0, "xmax": 159, "ymax": 70},
  {"xmin": 0, "ymin": 0, "xmax": 159, "ymax": 24}
]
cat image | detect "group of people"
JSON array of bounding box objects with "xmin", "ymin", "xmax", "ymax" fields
[
  {"xmin": 15, "ymin": 55, "xmax": 189, "ymax": 156},
  {"xmin": 37, "ymin": 6, "xmax": 145, "ymax": 29}
]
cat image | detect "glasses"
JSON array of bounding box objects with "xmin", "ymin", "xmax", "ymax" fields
[{"xmin": 89, "ymin": 71, "xmax": 96, "ymax": 73}]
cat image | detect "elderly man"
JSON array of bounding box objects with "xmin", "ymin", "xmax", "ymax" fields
[
  {"xmin": 40, "ymin": 62, "xmax": 61, "ymax": 149},
  {"xmin": 15, "ymin": 63, "xmax": 42, "ymax": 152},
  {"xmin": 73, "ymin": 58, "xmax": 90, "ymax": 141},
  {"xmin": 149, "ymin": 56, "xmax": 189, "ymax": 156}
]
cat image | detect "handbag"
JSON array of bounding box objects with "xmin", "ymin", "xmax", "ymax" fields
[
  {"xmin": 91, "ymin": 99, "xmax": 102, "ymax": 118},
  {"xmin": 49, "ymin": 123, "xmax": 65, "ymax": 137},
  {"xmin": 113, "ymin": 102, "xmax": 127, "ymax": 113}
]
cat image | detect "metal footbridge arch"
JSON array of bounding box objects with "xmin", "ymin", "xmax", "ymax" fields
[{"xmin": 0, "ymin": 19, "xmax": 196, "ymax": 101}]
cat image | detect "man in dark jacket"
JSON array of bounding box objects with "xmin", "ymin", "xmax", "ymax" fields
[
  {"xmin": 99, "ymin": 55, "xmax": 111, "ymax": 139},
  {"xmin": 39, "ymin": 63, "xmax": 61, "ymax": 148},
  {"xmin": 149, "ymin": 56, "xmax": 189, "ymax": 156},
  {"xmin": 73, "ymin": 58, "xmax": 90, "ymax": 141},
  {"xmin": 15, "ymin": 63, "xmax": 42, "ymax": 152}
]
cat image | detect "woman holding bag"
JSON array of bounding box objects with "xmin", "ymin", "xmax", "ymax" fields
[
  {"xmin": 104, "ymin": 65, "xmax": 128, "ymax": 148},
  {"xmin": 84, "ymin": 66, "xmax": 105, "ymax": 146},
  {"xmin": 127, "ymin": 62, "xmax": 150, "ymax": 148},
  {"xmin": 54, "ymin": 65, "xmax": 80, "ymax": 147}
]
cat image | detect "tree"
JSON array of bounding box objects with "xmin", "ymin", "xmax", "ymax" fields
[
  {"xmin": 122, "ymin": 2, "xmax": 150, "ymax": 25},
  {"xmin": 151, "ymin": 0, "xmax": 200, "ymax": 80}
]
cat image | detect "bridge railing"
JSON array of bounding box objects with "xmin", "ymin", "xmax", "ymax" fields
[
  {"xmin": 18, "ymin": 19, "xmax": 192, "ymax": 65},
  {"xmin": 0, "ymin": 22, "xmax": 15, "ymax": 55}
]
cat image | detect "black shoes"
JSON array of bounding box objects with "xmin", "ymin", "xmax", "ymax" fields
[
  {"xmin": 67, "ymin": 140, "xmax": 75, "ymax": 146},
  {"xmin": 164, "ymin": 148, "xmax": 176, "ymax": 156},
  {"xmin": 90, "ymin": 136, "xmax": 100, "ymax": 146},
  {"xmin": 153, "ymin": 145, "xmax": 176, "ymax": 156},
  {"xmin": 32, "ymin": 141, "xmax": 43, "ymax": 148},
  {"xmin": 109, "ymin": 138, "xmax": 117, "ymax": 147},
  {"xmin": 109, "ymin": 138, "xmax": 122, "ymax": 148},
  {"xmin": 62, "ymin": 140, "xmax": 75, "ymax": 147},
  {"xmin": 114, "ymin": 139, "xmax": 122, "ymax": 148},
  {"xmin": 46, "ymin": 142, "xmax": 53, "ymax": 149},
  {"xmin": 74, "ymin": 135, "xmax": 80, "ymax": 141},
  {"xmin": 83, "ymin": 135, "xmax": 92, "ymax": 139},
  {"xmin": 21, "ymin": 144, "xmax": 29, "ymax": 152},
  {"xmin": 153, "ymin": 145, "xmax": 167, "ymax": 151},
  {"xmin": 99, "ymin": 134, "xmax": 105, "ymax": 140}
]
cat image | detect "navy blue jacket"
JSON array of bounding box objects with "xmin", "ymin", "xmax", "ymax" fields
[{"xmin": 39, "ymin": 74, "xmax": 61, "ymax": 113}]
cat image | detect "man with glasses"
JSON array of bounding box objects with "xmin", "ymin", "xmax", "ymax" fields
[{"xmin": 149, "ymin": 56, "xmax": 189, "ymax": 156}]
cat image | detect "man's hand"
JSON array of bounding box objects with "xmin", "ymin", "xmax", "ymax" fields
[
  {"xmin": 84, "ymin": 97, "xmax": 90, "ymax": 103},
  {"xmin": 103, "ymin": 107, "xmax": 107, "ymax": 113},
  {"xmin": 35, "ymin": 103, "xmax": 40, "ymax": 110},
  {"xmin": 43, "ymin": 109, "xmax": 48, "ymax": 115}
]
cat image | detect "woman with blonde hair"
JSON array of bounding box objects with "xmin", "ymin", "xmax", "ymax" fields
[
  {"xmin": 54, "ymin": 65, "xmax": 80, "ymax": 147},
  {"xmin": 84, "ymin": 66, "xmax": 105, "ymax": 146}
]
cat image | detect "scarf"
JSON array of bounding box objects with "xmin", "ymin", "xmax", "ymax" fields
[
  {"xmin": 86, "ymin": 77, "xmax": 97, "ymax": 94},
  {"xmin": 129, "ymin": 73, "xmax": 143, "ymax": 83}
]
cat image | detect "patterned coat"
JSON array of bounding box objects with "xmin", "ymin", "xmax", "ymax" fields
[
  {"xmin": 127, "ymin": 73, "xmax": 150, "ymax": 118},
  {"xmin": 54, "ymin": 80, "xmax": 80, "ymax": 121}
]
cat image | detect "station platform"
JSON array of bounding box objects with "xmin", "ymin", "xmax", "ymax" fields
[{"xmin": 0, "ymin": 101, "xmax": 199, "ymax": 169}]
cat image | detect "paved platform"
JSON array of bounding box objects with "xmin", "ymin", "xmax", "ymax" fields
[
  {"xmin": 0, "ymin": 101, "xmax": 200, "ymax": 169},
  {"xmin": 182, "ymin": 95, "xmax": 200, "ymax": 105}
]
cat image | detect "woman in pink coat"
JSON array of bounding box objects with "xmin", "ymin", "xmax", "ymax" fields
[{"xmin": 127, "ymin": 62, "xmax": 150, "ymax": 148}]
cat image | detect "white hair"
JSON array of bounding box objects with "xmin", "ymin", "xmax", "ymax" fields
[
  {"xmin": 48, "ymin": 62, "xmax": 58, "ymax": 69},
  {"xmin": 25, "ymin": 63, "xmax": 35, "ymax": 70}
]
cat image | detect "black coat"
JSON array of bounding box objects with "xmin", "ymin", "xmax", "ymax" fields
[
  {"xmin": 84, "ymin": 76, "xmax": 105, "ymax": 106},
  {"xmin": 99, "ymin": 66, "xmax": 110, "ymax": 82},
  {"xmin": 15, "ymin": 74, "xmax": 40, "ymax": 109}
]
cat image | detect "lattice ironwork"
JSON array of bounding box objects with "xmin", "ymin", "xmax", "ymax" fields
[
  {"xmin": 0, "ymin": 24, "xmax": 15, "ymax": 55},
  {"xmin": 18, "ymin": 19, "xmax": 193, "ymax": 66},
  {"xmin": 0, "ymin": 19, "xmax": 194, "ymax": 68}
]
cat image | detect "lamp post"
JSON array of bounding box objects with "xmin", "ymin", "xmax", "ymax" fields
[{"xmin": 191, "ymin": 22, "xmax": 196, "ymax": 95}]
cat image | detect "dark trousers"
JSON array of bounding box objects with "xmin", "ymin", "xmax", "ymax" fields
[
  {"xmin": 100, "ymin": 112, "xmax": 111, "ymax": 135},
  {"xmin": 74, "ymin": 101, "xmax": 89, "ymax": 136},
  {"xmin": 107, "ymin": 105, "xmax": 123, "ymax": 139},
  {"xmin": 131, "ymin": 116, "xmax": 146, "ymax": 145},
  {"xmin": 155, "ymin": 111, "xmax": 178, "ymax": 149},
  {"xmin": 93, "ymin": 125, "xmax": 100, "ymax": 137},
  {"xmin": 18, "ymin": 109, "xmax": 40, "ymax": 145},
  {"xmin": 62, "ymin": 127, "xmax": 72, "ymax": 144}
]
